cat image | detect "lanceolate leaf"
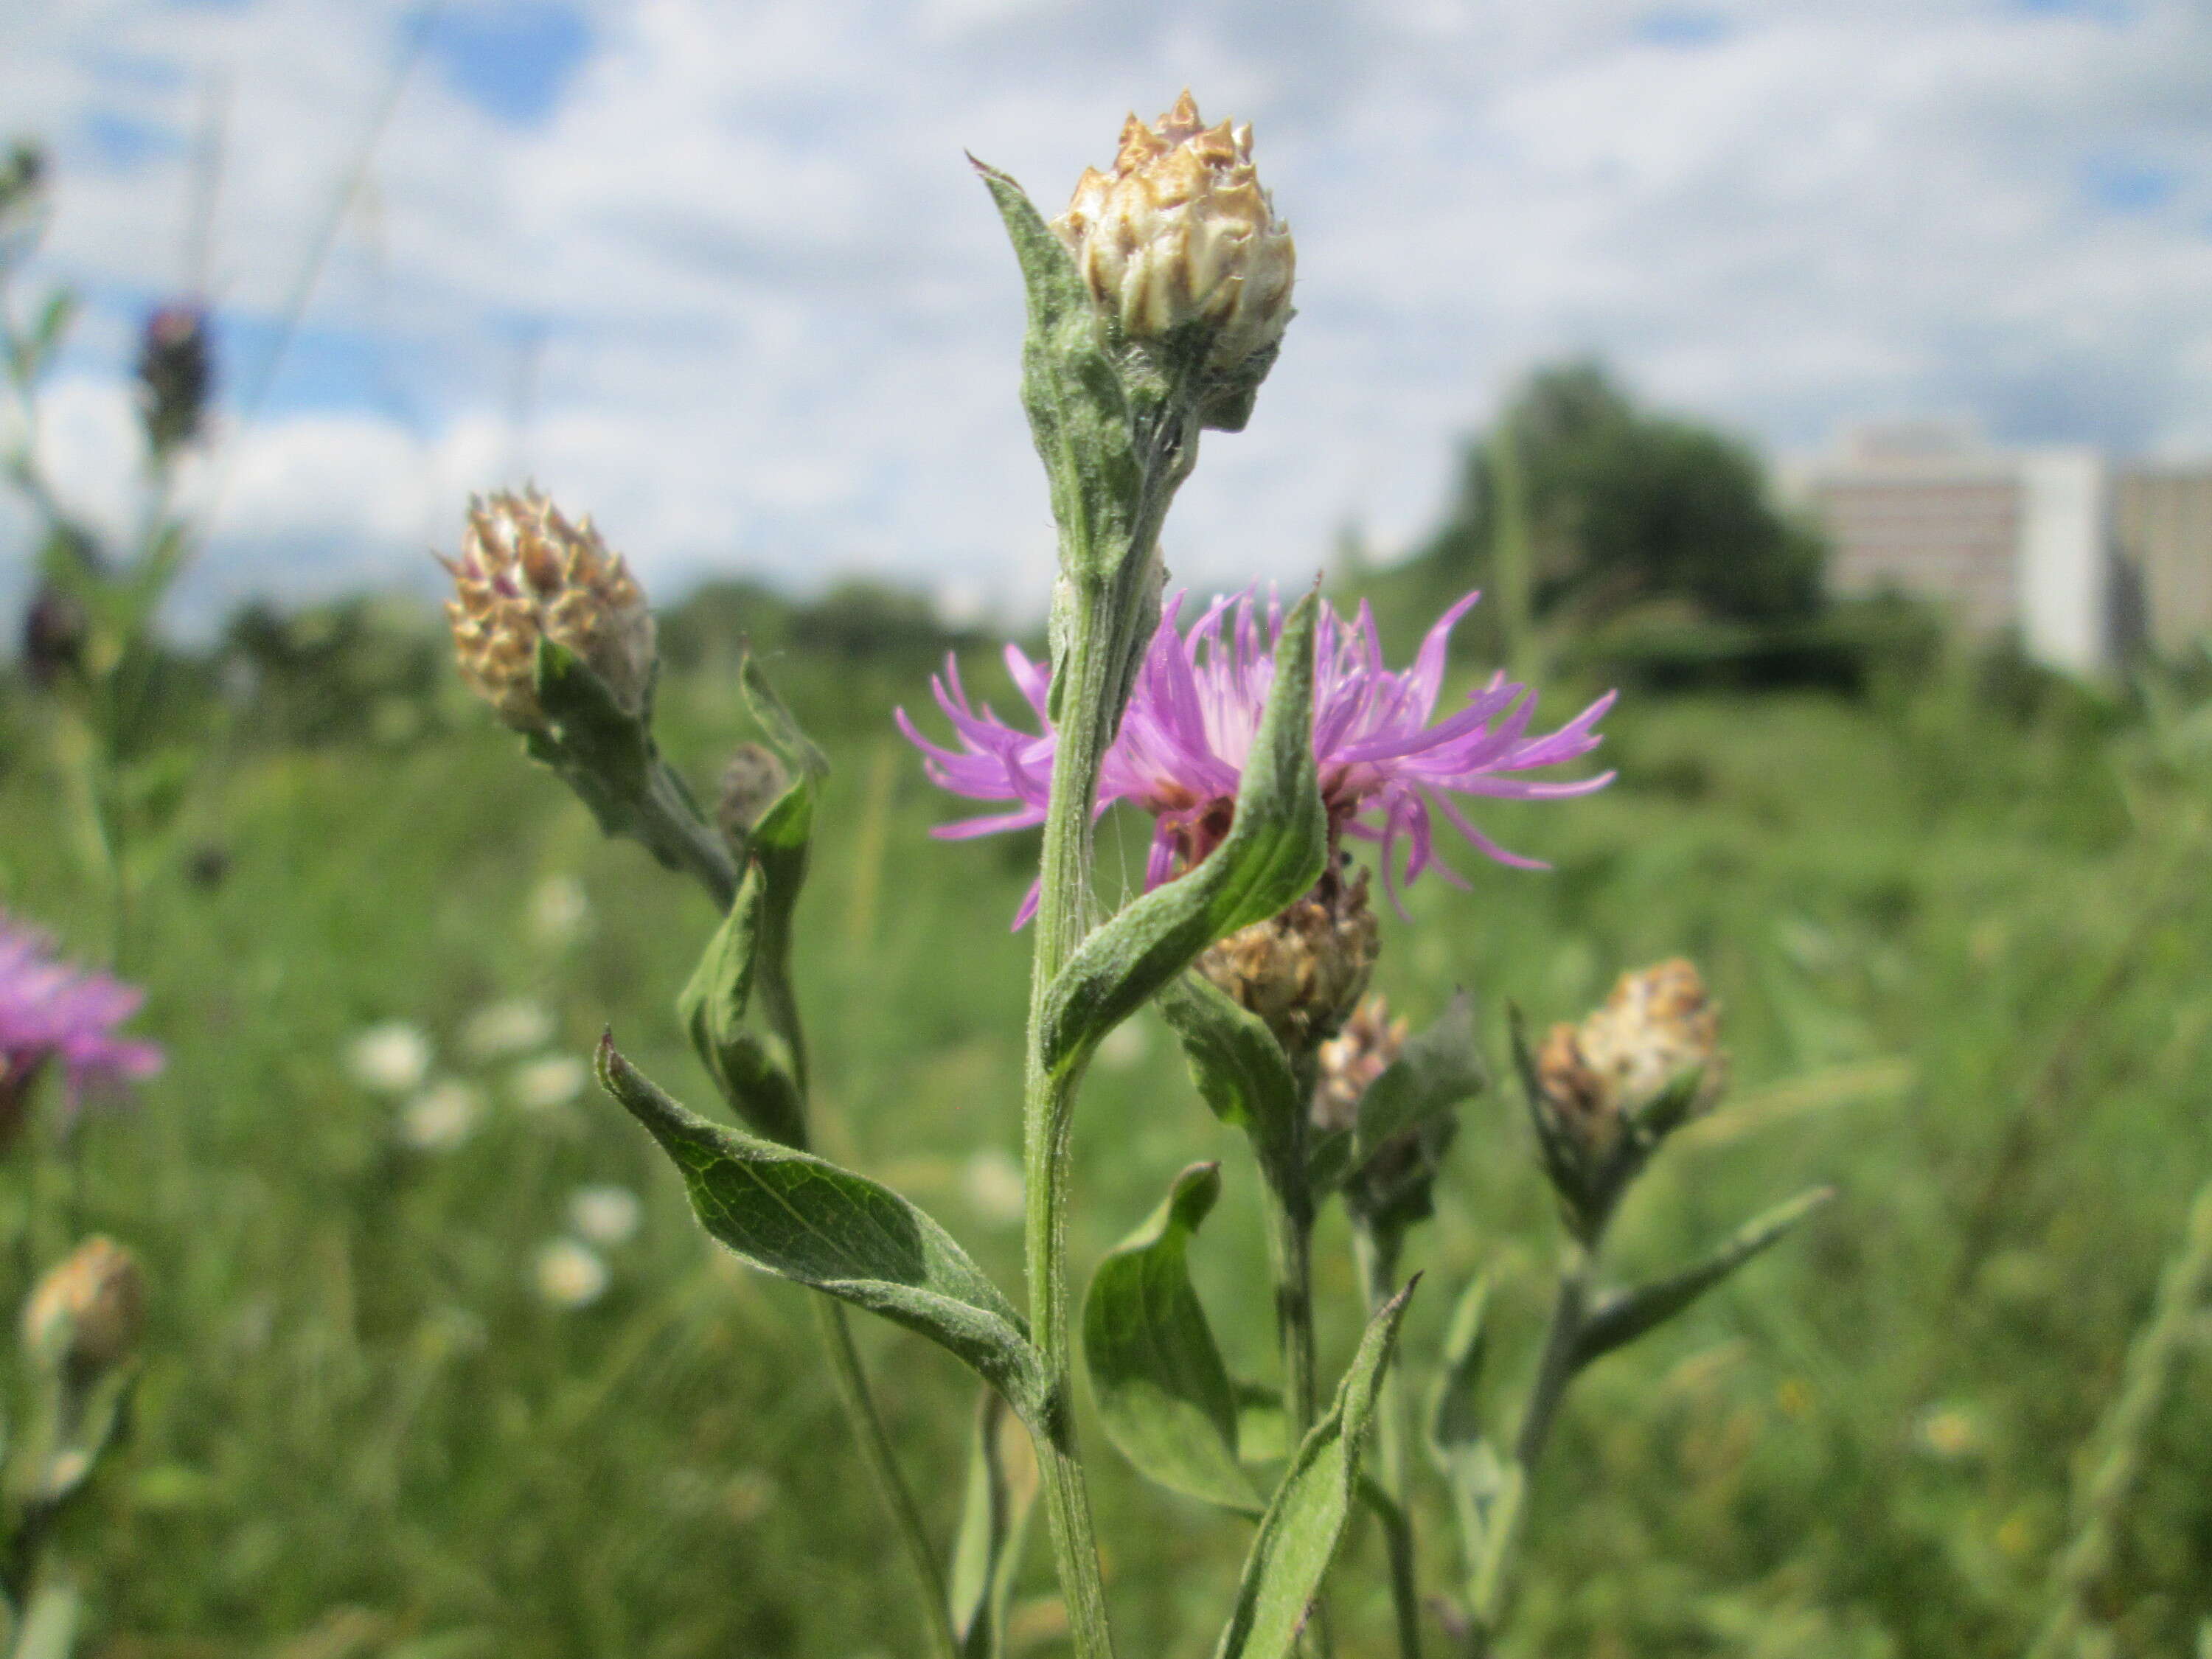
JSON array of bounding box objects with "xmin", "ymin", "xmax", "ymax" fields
[
  {"xmin": 677, "ymin": 648, "xmax": 827, "ymax": 1146},
  {"xmin": 1353, "ymin": 992, "xmax": 1484, "ymax": 1167},
  {"xmin": 676, "ymin": 869, "xmax": 807, "ymax": 1148},
  {"xmin": 1213, "ymin": 1279, "xmax": 1417, "ymax": 1659},
  {"xmin": 950, "ymin": 1391, "xmax": 1039, "ymax": 1659},
  {"xmin": 597, "ymin": 1040, "xmax": 1051, "ymax": 1427},
  {"xmin": 1156, "ymin": 973, "xmax": 1304, "ymax": 1192},
  {"xmin": 1082, "ymin": 1164, "xmax": 1259, "ymax": 1514},
  {"xmin": 1426, "ymin": 1273, "xmax": 1493, "ymax": 1464},
  {"xmin": 1571, "ymin": 1186, "xmax": 1836, "ymax": 1371},
  {"xmin": 1040, "ymin": 594, "xmax": 1328, "ymax": 1079},
  {"xmin": 971, "ymin": 162, "xmax": 1142, "ymax": 591}
]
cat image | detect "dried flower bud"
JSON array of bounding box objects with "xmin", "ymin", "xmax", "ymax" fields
[
  {"xmin": 1534, "ymin": 959, "xmax": 1726, "ymax": 1156},
  {"xmin": 1054, "ymin": 91, "xmax": 1295, "ymax": 377},
  {"xmin": 23, "ymin": 1236, "xmax": 146, "ymax": 1380},
  {"xmin": 136, "ymin": 302, "xmax": 215, "ymax": 455},
  {"xmin": 441, "ymin": 489, "xmax": 655, "ymax": 732},
  {"xmin": 716, "ymin": 742, "xmax": 790, "ymax": 843},
  {"xmin": 1312, "ymin": 994, "xmax": 1409, "ymax": 1135},
  {"xmin": 1196, "ymin": 863, "xmax": 1377, "ymax": 1056}
]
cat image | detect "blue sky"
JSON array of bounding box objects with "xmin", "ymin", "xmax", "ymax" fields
[{"xmin": 5, "ymin": 0, "xmax": 2209, "ymax": 625}]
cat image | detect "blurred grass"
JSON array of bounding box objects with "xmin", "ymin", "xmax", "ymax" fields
[{"xmin": 1, "ymin": 643, "xmax": 2209, "ymax": 1658}]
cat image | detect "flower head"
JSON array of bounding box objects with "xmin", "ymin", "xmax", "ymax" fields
[
  {"xmin": 440, "ymin": 489, "xmax": 655, "ymax": 732},
  {"xmin": 1054, "ymin": 91, "xmax": 1295, "ymax": 375},
  {"xmin": 1312, "ymin": 994, "xmax": 1410, "ymax": 1135},
  {"xmin": 137, "ymin": 301, "xmax": 215, "ymax": 455},
  {"xmin": 0, "ymin": 917, "xmax": 162, "ymax": 1136},
  {"xmin": 1534, "ymin": 958, "xmax": 1727, "ymax": 1156},
  {"xmin": 899, "ymin": 589, "xmax": 1613, "ymax": 926},
  {"xmin": 1197, "ymin": 863, "xmax": 1379, "ymax": 1054},
  {"xmin": 23, "ymin": 1235, "xmax": 146, "ymax": 1380}
]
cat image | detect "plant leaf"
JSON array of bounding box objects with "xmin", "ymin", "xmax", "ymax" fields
[
  {"xmin": 1571, "ymin": 1186, "xmax": 1835, "ymax": 1371},
  {"xmin": 675, "ymin": 868, "xmax": 807, "ymax": 1147},
  {"xmin": 1425, "ymin": 1273, "xmax": 1492, "ymax": 1465},
  {"xmin": 971, "ymin": 161, "xmax": 1142, "ymax": 591},
  {"xmin": 950, "ymin": 1390, "xmax": 1039, "ymax": 1659},
  {"xmin": 1041, "ymin": 593, "xmax": 1327, "ymax": 1079},
  {"xmin": 1082, "ymin": 1163, "xmax": 1259, "ymax": 1514},
  {"xmin": 1353, "ymin": 992, "xmax": 1484, "ymax": 1166},
  {"xmin": 1156, "ymin": 972, "xmax": 1304, "ymax": 1192},
  {"xmin": 1340, "ymin": 992, "xmax": 1484, "ymax": 1237},
  {"xmin": 597, "ymin": 1040, "xmax": 1051, "ymax": 1427},
  {"xmin": 1232, "ymin": 1380, "xmax": 1290, "ymax": 1467},
  {"xmin": 1213, "ymin": 1278, "xmax": 1417, "ymax": 1659}
]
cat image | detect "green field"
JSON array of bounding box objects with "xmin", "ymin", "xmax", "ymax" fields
[{"xmin": 3, "ymin": 635, "xmax": 2208, "ymax": 1658}]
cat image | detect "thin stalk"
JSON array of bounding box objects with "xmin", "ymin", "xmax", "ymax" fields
[
  {"xmin": 1465, "ymin": 1243, "xmax": 1590, "ymax": 1659},
  {"xmin": 1261, "ymin": 1172, "xmax": 1329, "ymax": 1658},
  {"xmin": 2025, "ymin": 1176, "xmax": 2212, "ymax": 1659},
  {"xmin": 1355, "ymin": 1225, "xmax": 1423, "ymax": 1659},
  {"xmin": 814, "ymin": 1296, "xmax": 961, "ymax": 1659},
  {"xmin": 1020, "ymin": 572, "xmax": 1138, "ymax": 1659}
]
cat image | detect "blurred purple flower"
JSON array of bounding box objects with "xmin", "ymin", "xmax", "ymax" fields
[
  {"xmin": 0, "ymin": 916, "xmax": 163, "ymax": 1133},
  {"xmin": 899, "ymin": 589, "xmax": 1615, "ymax": 927}
]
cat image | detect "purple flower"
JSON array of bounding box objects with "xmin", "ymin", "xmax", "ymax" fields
[
  {"xmin": 0, "ymin": 916, "xmax": 163, "ymax": 1130},
  {"xmin": 898, "ymin": 589, "xmax": 1615, "ymax": 927}
]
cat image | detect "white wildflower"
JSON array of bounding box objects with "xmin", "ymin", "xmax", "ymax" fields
[{"xmin": 347, "ymin": 1022, "xmax": 432, "ymax": 1095}]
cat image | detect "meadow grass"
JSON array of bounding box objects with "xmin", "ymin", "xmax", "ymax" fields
[{"xmin": 1, "ymin": 644, "xmax": 2207, "ymax": 1658}]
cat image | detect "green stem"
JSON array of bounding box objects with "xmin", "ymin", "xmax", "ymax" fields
[
  {"xmin": 1466, "ymin": 1243, "xmax": 1590, "ymax": 1659},
  {"xmin": 643, "ymin": 755, "xmax": 742, "ymax": 914},
  {"xmin": 1355, "ymin": 1225, "xmax": 1423, "ymax": 1659},
  {"xmin": 2025, "ymin": 1176, "xmax": 2212, "ymax": 1659},
  {"xmin": 1262, "ymin": 1172, "xmax": 1330, "ymax": 1658},
  {"xmin": 813, "ymin": 1296, "xmax": 961, "ymax": 1659},
  {"xmin": 1020, "ymin": 571, "xmax": 1141, "ymax": 1659}
]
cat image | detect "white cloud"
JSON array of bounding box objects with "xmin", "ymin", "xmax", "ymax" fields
[{"xmin": 2, "ymin": 0, "xmax": 2207, "ymax": 631}]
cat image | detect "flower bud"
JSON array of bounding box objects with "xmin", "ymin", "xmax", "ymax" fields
[
  {"xmin": 1196, "ymin": 863, "xmax": 1377, "ymax": 1056},
  {"xmin": 1054, "ymin": 91, "xmax": 1295, "ymax": 378},
  {"xmin": 440, "ymin": 489, "xmax": 656, "ymax": 733},
  {"xmin": 716, "ymin": 742, "xmax": 790, "ymax": 843},
  {"xmin": 23, "ymin": 1236, "xmax": 146, "ymax": 1381},
  {"xmin": 1534, "ymin": 958, "xmax": 1726, "ymax": 1158},
  {"xmin": 1312, "ymin": 994, "xmax": 1408, "ymax": 1135},
  {"xmin": 136, "ymin": 301, "xmax": 215, "ymax": 455}
]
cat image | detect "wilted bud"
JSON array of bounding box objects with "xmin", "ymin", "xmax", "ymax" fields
[
  {"xmin": 716, "ymin": 742, "xmax": 790, "ymax": 843},
  {"xmin": 1534, "ymin": 959, "xmax": 1726, "ymax": 1158},
  {"xmin": 137, "ymin": 302, "xmax": 215, "ymax": 455},
  {"xmin": 1197, "ymin": 863, "xmax": 1377, "ymax": 1055},
  {"xmin": 1312, "ymin": 994, "xmax": 1408, "ymax": 1135},
  {"xmin": 1054, "ymin": 91, "xmax": 1295, "ymax": 379},
  {"xmin": 23, "ymin": 1236, "xmax": 146, "ymax": 1380},
  {"xmin": 440, "ymin": 489, "xmax": 656, "ymax": 732}
]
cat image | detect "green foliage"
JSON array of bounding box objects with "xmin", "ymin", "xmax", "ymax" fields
[
  {"xmin": 1414, "ymin": 361, "xmax": 1826, "ymax": 633},
  {"xmin": 1, "ymin": 638, "xmax": 2208, "ymax": 1655},
  {"xmin": 1211, "ymin": 1281, "xmax": 1414, "ymax": 1659},
  {"xmin": 596, "ymin": 1042, "xmax": 1051, "ymax": 1428},
  {"xmin": 947, "ymin": 1393, "xmax": 1035, "ymax": 1659},
  {"xmin": 1082, "ymin": 1164, "xmax": 1257, "ymax": 1514}
]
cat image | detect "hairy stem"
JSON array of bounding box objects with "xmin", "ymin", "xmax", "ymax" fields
[
  {"xmin": 1021, "ymin": 569, "xmax": 1147, "ymax": 1659},
  {"xmin": 1466, "ymin": 1243, "xmax": 1590, "ymax": 1658},
  {"xmin": 1262, "ymin": 1169, "xmax": 1331, "ymax": 1658},
  {"xmin": 1356, "ymin": 1225, "xmax": 1423, "ymax": 1659},
  {"xmin": 813, "ymin": 1296, "xmax": 961, "ymax": 1659}
]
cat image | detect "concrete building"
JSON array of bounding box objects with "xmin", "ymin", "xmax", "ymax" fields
[
  {"xmin": 1797, "ymin": 422, "xmax": 2212, "ymax": 675},
  {"xmin": 2114, "ymin": 465, "xmax": 2212, "ymax": 657}
]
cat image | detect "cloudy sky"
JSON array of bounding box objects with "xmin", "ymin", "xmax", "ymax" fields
[{"xmin": 4, "ymin": 0, "xmax": 2208, "ymax": 627}]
